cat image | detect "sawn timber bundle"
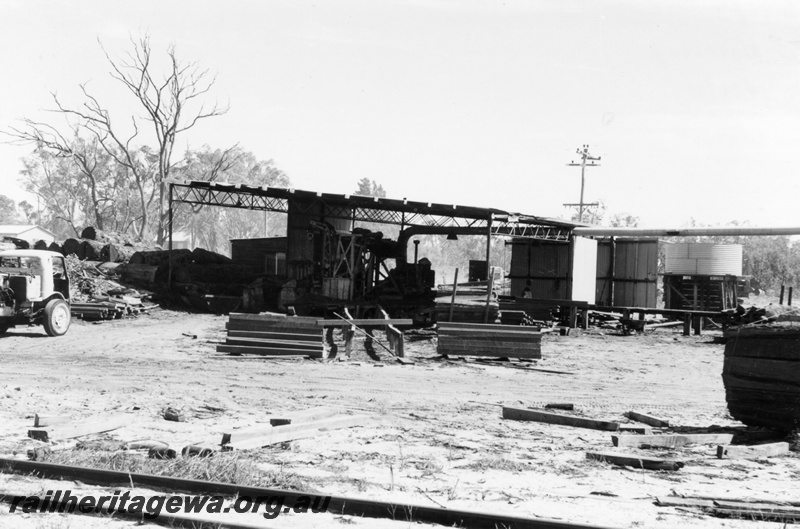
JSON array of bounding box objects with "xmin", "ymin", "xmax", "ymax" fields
[
  {"xmin": 437, "ymin": 321, "xmax": 542, "ymax": 359},
  {"xmin": 217, "ymin": 313, "xmax": 325, "ymax": 358}
]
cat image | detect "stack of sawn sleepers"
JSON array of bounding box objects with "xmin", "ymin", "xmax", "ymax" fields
[
  {"xmin": 217, "ymin": 313, "xmax": 324, "ymax": 358},
  {"xmin": 437, "ymin": 321, "xmax": 542, "ymax": 359}
]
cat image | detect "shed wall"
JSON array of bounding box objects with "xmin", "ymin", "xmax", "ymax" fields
[
  {"xmin": 230, "ymin": 237, "xmax": 288, "ymax": 274},
  {"xmin": 596, "ymin": 239, "xmax": 659, "ymax": 308}
]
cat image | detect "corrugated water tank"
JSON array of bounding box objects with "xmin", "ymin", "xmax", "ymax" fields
[{"xmin": 664, "ymin": 243, "xmax": 742, "ymax": 276}]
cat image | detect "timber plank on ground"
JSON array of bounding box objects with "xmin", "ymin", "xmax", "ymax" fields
[
  {"xmin": 221, "ymin": 407, "xmax": 343, "ymax": 442},
  {"xmin": 28, "ymin": 415, "xmax": 133, "ymax": 442},
  {"xmin": 216, "ymin": 345, "xmax": 324, "ymax": 358},
  {"xmin": 438, "ymin": 321, "xmax": 541, "ymax": 332},
  {"xmin": 225, "ymin": 321, "xmax": 322, "ymax": 334},
  {"xmin": 33, "ymin": 414, "xmax": 72, "ymax": 428},
  {"xmin": 716, "ymin": 442, "xmax": 790, "ymax": 459},
  {"xmin": 618, "ymin": 425, "xmax": 653, "ymax": 435},
  {"xmin": 503, "ymin": 407, "xmax": 619, "ymax": 431},
  {"xmin": 586, "ymin": 451, "xmax": 684, "ymax": 471},
  {"xmin": 228, "ymin": 313, "xmax": 319, "ymax": 327},
  {"xmin": 316, "ymin": 318, "xmax": 413, "ymax": 327},
  {"xmin": 712, "ymin": 500, "xmax": 800, "ymax": 515},
  {"xmin": 440, "ymin": 338, "xmax": 541, "ymax": 349},
  {"xmin": 612, "ymin": 433, "xmax": 733, "ymax": 448},
  {"xmin": 224, "ymin": 338, "xmax": 323, "ymax": 350},
  {"xmin": 655, "ymin": 497, "xmax": 715, "ymax": 508},
  {"xmin": 436, "ymin": 332, "xmax": 542, "ymax": 342},
  {"xmin": 439, "ymin": 346, "xmax": 540, "ymax": 358},
  {"xmin": 223, "ymin": 415, "xmax": 373, "ymax": 450},
  {"xmin": 226, "ymin": 330, "xmax": 323, "ymax": 341},
  {"xmin": 267, "ymin": 407, "xmax": 345, "ymax": 427},
  {"xmin": 625, "ymin": 411, "xmax": 670, "ymax": 427}
]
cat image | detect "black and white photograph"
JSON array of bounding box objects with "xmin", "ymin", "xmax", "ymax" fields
[{"xmin": 1, "ymin": 1, "xmax": 799, "ymax": 528}]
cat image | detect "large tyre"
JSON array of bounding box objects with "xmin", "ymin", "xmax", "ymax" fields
[
  {"xmin": 0, "ymin": 325, "xmax": 8, "ymax": 336},
  {"xmin": 42, "ymin": 299, "xmax": 71, "ymax": 337}
]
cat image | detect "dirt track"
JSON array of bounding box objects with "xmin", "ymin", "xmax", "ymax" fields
[{"xmin": 1, "ymin": 310, "xmax": 797, "ymax": 528}]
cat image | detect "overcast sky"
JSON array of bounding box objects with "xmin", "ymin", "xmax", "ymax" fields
[{"xmin": 1, "ymin": 0, "xmax": 798, "ymax": 228}]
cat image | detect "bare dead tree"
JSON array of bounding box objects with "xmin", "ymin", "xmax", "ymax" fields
[
  {"xmin": 4, "ymin": 34, "xmax": 228, "ymax": 243},
  {"xmin": 100, "ymin": 35, "xmax": 228, "ymax": 244}
]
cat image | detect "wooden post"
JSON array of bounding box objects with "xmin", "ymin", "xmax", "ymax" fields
[
  {"xmin": 344, "ymin": 308, "xmax": 355, "ymax": 356},
  {"xmin": 581, "ymin": 308, "xmax": 589, "ymax": 330},
  {"xmin": 780, "ymin": 285, "xmax": 785, "ymax": 305},
  {"xmin": 386, "ymin": 327, "xmax": 394, "ymax": 349},
  {"xmin": 485, "ymin": 215, "xmax": 492, "ymax": 280},
  {"xmin": 348, "ymin": 232, "xmax": 357, "ymax": 301},
  {"xmin": 693, "ymin": 315, "xmax": 703, "ymax": 336},
  {"xmin": 388, "ymin": 325, "xmax": 404, "ymax": 357},
  {"xmin": 325, "ymin": 327, "xmax": 335, "ymax": 357},
  {"xmin": 683, "ymin": 313, "xmax": 691, "ymax": 336},
  {"xmin": 790, "ymin": 287, "xmax": 794, "ymax": 307},
  {"xmin": 448, "ymin": 268, "xmax": 459, "ymax": 322},
  {"xmin": 569, "ymin": 306, "xmax": 578, "ymax": 329},
  {"xmin": 483, "ymin": 271, "xmax": 495, "ymax": 324},
  {"xmin": 609, "ymin": 236, "xmax": 616, "ymax": 306},
  {"xmin": 344, "ymin": 329, "xmax": 354, "ymax": 356},
  {"xmin": 167, "ymin": 183, "xmax": 174, "ymax": 290}
]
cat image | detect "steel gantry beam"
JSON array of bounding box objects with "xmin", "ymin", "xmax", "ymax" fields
[
  {"xmin": 171, "ymin": 184, "xmax": 290, "ymax": 212},
  {"xmin": 168, "ymin": 180, "xmax": 578, "ymax": 238},
  {"xmin": 490, "ymin": 215, "xmax": 574, "ymax": 241}
]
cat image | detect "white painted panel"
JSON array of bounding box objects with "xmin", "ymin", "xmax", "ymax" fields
[{"xmin": 570, "ymin": 236, "xmax": 597, "ymax": 303}]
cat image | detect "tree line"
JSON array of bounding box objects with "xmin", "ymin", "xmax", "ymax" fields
[{"xmin": 2, "ymin": 36, "xmax": 288, "ymax": 254}]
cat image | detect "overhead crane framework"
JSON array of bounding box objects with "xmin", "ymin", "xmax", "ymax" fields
[
  {"xmin": 166, "ymin": 179, "xmax": 581, "ymax": 316},
  {"xmin": 166, "ymin": 179, "xmax": 800, "ymax": 320},
  {"xmin": 167, "ymin": 180, "xmax": 578, "ymax": 238}
]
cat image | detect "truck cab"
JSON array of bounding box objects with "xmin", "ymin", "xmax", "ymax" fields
[{"xmin": 0, "ymin": 250, "xmax": 71, "ymax": 336}]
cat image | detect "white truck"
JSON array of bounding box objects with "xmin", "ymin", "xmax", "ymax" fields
[{"xmin": 0, "ymin": 250, "xmax": 71, "ymax": 336}]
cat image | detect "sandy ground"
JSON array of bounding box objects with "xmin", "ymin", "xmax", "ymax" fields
[{"xmin": 0, "ymin": 309, "xmax": 798, "ymax": 529}]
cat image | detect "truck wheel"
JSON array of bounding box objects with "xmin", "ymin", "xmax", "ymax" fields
[
  {"xmin": 43, "ymin": 299, "xmax": 71, "ymax": 337},
  {"xmin": 0, "ymin": 325, "xmax": 8, "ymax": 336}
]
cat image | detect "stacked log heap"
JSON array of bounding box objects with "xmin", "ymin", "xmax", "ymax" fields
[{"xmin": 22, "ymin": 226, "xmax": 249, "ymax": 315}]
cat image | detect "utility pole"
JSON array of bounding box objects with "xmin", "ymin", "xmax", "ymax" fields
[{"xmin": 564, "ymin": 144, "xmax": 601, "ymax": 223}]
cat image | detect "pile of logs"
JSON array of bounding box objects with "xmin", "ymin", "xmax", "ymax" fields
[
  {"xmin": 44, "ymin": 227, "xmax": 148, "ymax": 263},
  {"xmin": 118, "ymin": 247, "xmax": 254, "ymax": 313},
  {"xmin": 15, "ymin": 226, "xmax": 255, "ymax": 313}
]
